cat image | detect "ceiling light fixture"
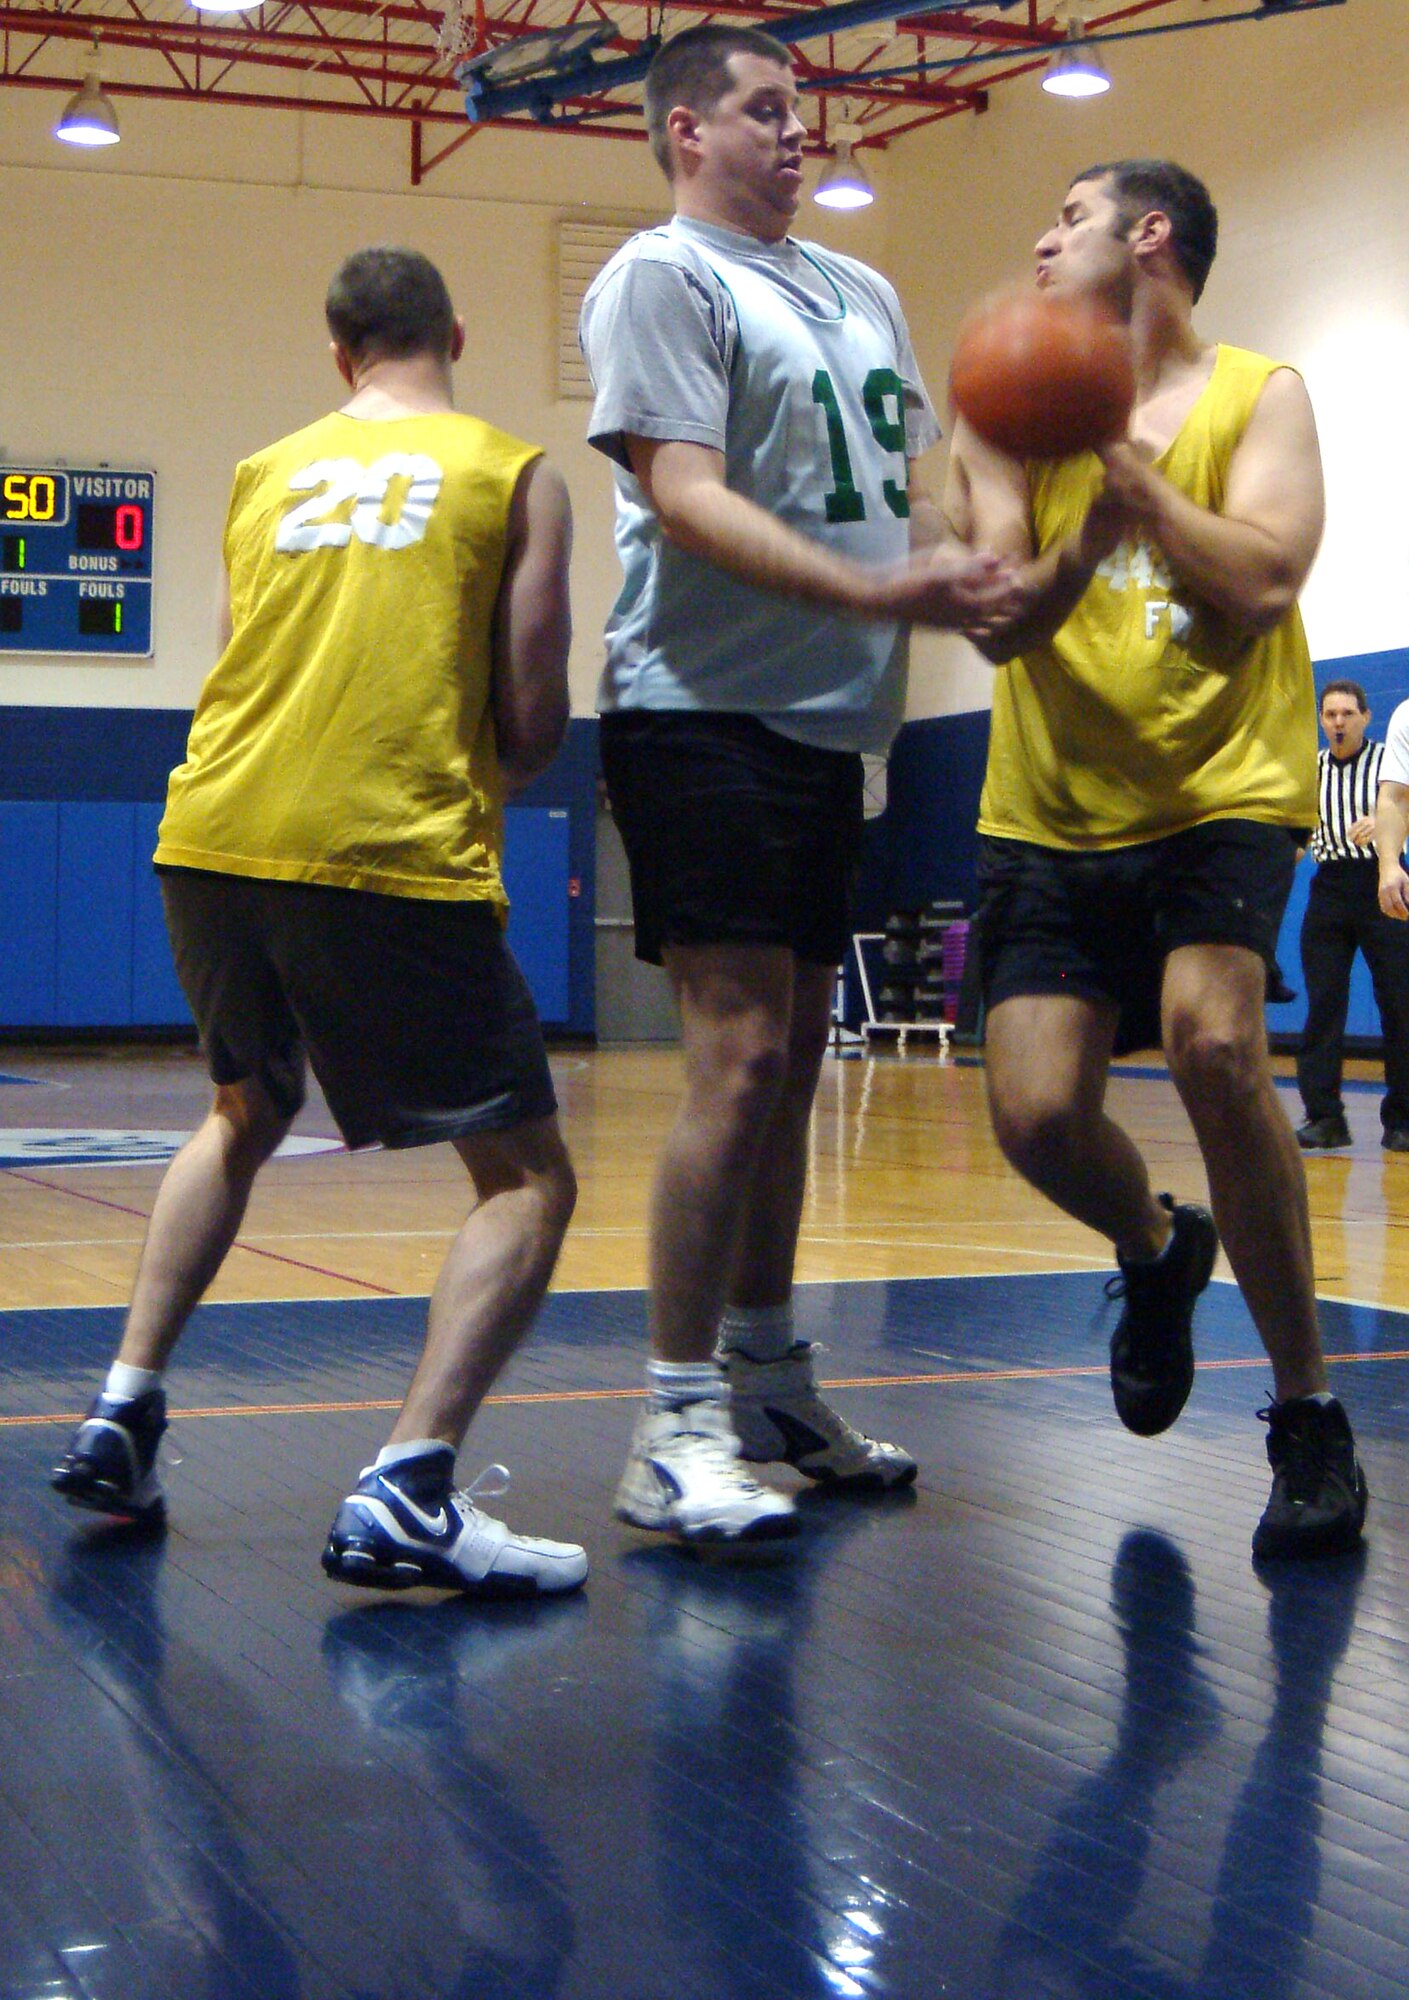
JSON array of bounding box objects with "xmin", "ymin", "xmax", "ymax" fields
[
  {"xmin": 189, "ymin": 0, "xmax": 260, "ymax": 14},
  {"xmin": 54, "ymin": 37, "xmax": 121, "ymax": 147},
  {"xmin": 1042, "ymin": 21, "xmax": 1112, "ymax": 98},
  {"xmin": 814, "ymin": 124, "xmax": 874, "ymax": 211}
]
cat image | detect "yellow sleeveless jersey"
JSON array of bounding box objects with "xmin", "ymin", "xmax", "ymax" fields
[
  {"xmin": 156, "ymin": 410, "xmax": 540, "ymax": 902},
  {"xmin": 978, "ymin": 345, "xmax": 1318, "ymax": 850}
]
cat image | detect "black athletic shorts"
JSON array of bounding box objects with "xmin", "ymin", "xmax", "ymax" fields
[
  {"xmin": 975, "ymin": 818, "xmax": 1304, "ymax": 1056},
  {"xmin": 599, "ymin": 710, "xmax": 865, "ymax": 968},
  {"xmin": 158, "ymin": 868, "xmax": 557, "ymax": 1150}
]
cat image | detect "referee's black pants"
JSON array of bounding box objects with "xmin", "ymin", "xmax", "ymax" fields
[{"xmin": 1296, "ymin": 859, "xmax": 1409, "ymax": 1131}]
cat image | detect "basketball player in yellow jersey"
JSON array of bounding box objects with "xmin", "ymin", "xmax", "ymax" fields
[
  {"xmin": 52, "ymin": 248, "xmax": 589, "ymax": 1600},
  {"xmin": 946, "ymin": 160, "xmax": 1367, "ymax": 1562}
]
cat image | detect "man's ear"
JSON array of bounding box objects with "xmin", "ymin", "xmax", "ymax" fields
[
  {"xmin": 450, "ymin": 316, "xmax": 466, "ymax": 364},
  {"xmin": 666, "ymin": 103, "xmax": 702, "ymax": 172},
  {"xmin": 331, "ymin": 339, "xmax": 356, "ymax": 388},
  {"xmin": 1131, "ymin": 207, "xmax": 1172, "ymax": 263}
]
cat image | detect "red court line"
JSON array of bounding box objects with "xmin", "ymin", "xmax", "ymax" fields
[
  {"xmin": 1, "ymin": 1169, "xmax": 398, "ymax": 1298},
  {"xmin": 4, "ymin": 1346, "xmax": 1407, "ymax": 1430}
]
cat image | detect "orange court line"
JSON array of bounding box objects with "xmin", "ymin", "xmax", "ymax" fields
[{"xmin": 4, "ymin": 1346, "xmax": 1407, "ymax": 1430}]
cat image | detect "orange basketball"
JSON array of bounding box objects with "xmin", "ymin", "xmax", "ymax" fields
[{"xmin": 949, "ymin": 288, "xmax": 1135, "ymax": 460}]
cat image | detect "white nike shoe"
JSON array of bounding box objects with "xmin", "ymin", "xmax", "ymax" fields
[
  {"xmin": 615, "ymin": 1400, "xmax": 799, "ymax": 1542},
  {"xmin": 322, "ymin": 1454, "xmax": 588, "ymax": 1597},
  {"xmin": 718, "ymin": 1342, "xmax": 917, "ymax": 1488}
]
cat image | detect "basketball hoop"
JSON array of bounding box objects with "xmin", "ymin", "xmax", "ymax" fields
[{"xmin": 436, "ymin": 0, "xmax": 483, "ymax": 70}]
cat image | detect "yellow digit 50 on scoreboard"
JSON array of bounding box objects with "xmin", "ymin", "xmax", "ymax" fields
[{"xmin": 2, "ymin": 471, "xmax": 67, "ymax": 524}]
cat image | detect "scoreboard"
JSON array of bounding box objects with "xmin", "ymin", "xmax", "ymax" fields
[{"xmin": 0, "ymin": 467, "xmax": 154, "ymax": 658}]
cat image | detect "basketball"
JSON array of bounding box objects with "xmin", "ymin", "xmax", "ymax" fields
[{"xmin": 949, "ymin": 287, "xmax": 1135, "ymax": 460}]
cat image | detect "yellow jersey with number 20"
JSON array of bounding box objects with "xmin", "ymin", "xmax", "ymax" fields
[
  {"xmin": 978, "ymin": 345, "xmax": 1317, "ymax": 852},
  {"xmin": 157, "ymin": 409, "xmax": 539, "ymax": 903}
]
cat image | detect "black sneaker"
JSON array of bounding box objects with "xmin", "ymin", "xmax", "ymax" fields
[
  {"xmin": 52, "ymin": 1389, "xmax": 167, "ymax": 1527},
  {"xmin": 1381, "ymin": 1126, "xmax": 1409, "ymax": 1153},
  {"xmin": 1252, "ymin": 1396, "xmax": 1368, "ymax": 1561},
  {"xmin": 1108, "ymin": 1196, "xmax": 1218, "ymax": 1437},
  {"xmin": 1296, "ymin": 1115, "xmax": 1352, "ymax": 1150}
]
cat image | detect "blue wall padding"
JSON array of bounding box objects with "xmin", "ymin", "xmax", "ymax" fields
[
  {"xmin": 0, "ymin": 710, "xmax": 599, "ymax": 1035},
  {"xmin": 855, "ymin": 708, "xmax": 992, "ymax": 926}
]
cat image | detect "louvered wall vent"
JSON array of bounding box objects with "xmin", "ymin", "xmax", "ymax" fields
[{"xmin": 557, "ymin": 216, "xmax": 660, "ymax": 400}]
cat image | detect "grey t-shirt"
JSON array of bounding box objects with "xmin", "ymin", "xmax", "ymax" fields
[{"xmin": 580, "ymin": 216, "xmax": 941, "ymax": 755}]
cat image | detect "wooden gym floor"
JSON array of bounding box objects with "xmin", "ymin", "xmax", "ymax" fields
[{"xmin": 1, "ymin": 1041, "xmax": 1406, "ymax": 2000}]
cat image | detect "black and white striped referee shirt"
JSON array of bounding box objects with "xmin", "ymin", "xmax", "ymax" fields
[{"xmin": 1310, "ymin": 739, "xmax": 1383, "ymax": 863}]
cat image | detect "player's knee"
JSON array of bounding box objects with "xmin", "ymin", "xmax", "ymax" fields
[
  {"xmin": 460, "ymin": 1121, "xmax": 576, "ymax": 1241},
  {"xmin": 990, "ymin": 1092, "xmax": 1082, "ymax": 1180},
  {"xmin": 731, "ymin": 1042, "xmax": 792, "ymax": 1127},
  {"xmin": 1166, "ymin": 1013, "xmax": 1261, "ymax": 1104},
  {"xmin": 538, "ymin": 1149, "xmax": 578, "ymax": 1241},
  {"xmin": 701, "ymin": 1034, "xmax": 790, "ymax": 1129},
  {"xmin": 212, "ymin": 1081, "xmax": 291, "ymax": 1166}
]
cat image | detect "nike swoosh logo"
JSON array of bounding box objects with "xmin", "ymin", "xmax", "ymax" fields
[{"xmin": 386, "ymin": 1489, "xmax": 451, "ymax": 1537}]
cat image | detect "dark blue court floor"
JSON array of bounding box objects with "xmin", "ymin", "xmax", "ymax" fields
[{"xmin": 1, "ymin": 1272, "xmax": 1406, "ymax": 2000}]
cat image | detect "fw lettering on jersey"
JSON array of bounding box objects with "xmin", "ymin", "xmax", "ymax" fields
[
  {"xmin": 276, "ymin": 454, "xmax": 445, "ymax": 554},
  {"xmin": 1096, "ymin": 535, "xmax": 1195, "ymax": 643}
]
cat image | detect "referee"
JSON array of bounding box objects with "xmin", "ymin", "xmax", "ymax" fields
[{"xmin": 1296, "ymin": 679, "xmax": 1409, "ymax": 1150}]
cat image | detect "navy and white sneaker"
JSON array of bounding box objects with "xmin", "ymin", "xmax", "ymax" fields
[
  {"xmin": 52, "ymin": 1388, "xmax": 168, "ymax": 1527},
  {"xmin": 719, "ymin": 1341, "xmax": 917, "ymax": 1490},
  {"xmin": 615, "ymin": 1400, "xmax": 799, "ymax": 1542},
  {"xmin": 322, "ymin": 1450, "xmax": 588, "ymax": 1597}
]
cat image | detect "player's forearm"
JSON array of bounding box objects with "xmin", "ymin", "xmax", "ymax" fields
[
  {"xmin": 495, "ymin": 677, "xmax": 569, "ymax": 793},
  {"xmin": 492, "ymin": 607, "xmax": 571, "ymax": 789},
  {"xmin": 655, "ymin": 477, "xmax": 887, "ymax": 616},
  {"xmin": 908, "ymin": 489, "xmax": 950, "ymax": 555},
  {"xmin": 1375, "ymin": 787, "xmax": 1409, "ymax": 875},
  {"xmin": 972, "ymin": 528, "xmax": 1107, "ymax": 664}
]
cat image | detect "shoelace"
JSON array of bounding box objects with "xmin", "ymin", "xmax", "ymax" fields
[
  {"xmin": 455, "ymin": 1462, "xmax": 510, "ymax": 1510},
  {"xmin": 672, "ymin": 1421, "xmax": 768, "ymax": 1493},
  {"xmin": 1256, "ymin": 1403, "xmax": 1323, "ymax": 1503}
]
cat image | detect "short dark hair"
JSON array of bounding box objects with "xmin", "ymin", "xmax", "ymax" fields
[
  {"xmin": 1320, "ymin": 679, "xmax": 1370, "ymax": 712},
  {"xmin": 644, "ymin": 24, "xmax": 792, "ymax": 179},
  {"xmin": 324, "ymin": 247, "xmax": 455, "ymax": 366},
  {"xmin": 1072, "ymin": 159, "xmax": 1219, "ymax": 303}
]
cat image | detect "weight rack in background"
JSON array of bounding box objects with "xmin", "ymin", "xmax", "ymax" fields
[{"xmin": 850, "ymin": 901, "xmax": 972, "ymax": 1055}]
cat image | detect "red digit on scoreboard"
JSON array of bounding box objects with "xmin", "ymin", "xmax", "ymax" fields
[{"xmin": 115, "ymin": 504, "xmax": 144, "ymax": 552}]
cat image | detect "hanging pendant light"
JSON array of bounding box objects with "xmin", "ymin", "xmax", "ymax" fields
[
  {"xmin": 55, "ymin": 37, "xmax": 121, "ymax": 147},
  {"xmin": 1042, "ymin": 21, "xmax": 1112, "ymax": 99},
  {"xmin": 814, "ymin": 124, "xmax": 874, "ymax": 211}
]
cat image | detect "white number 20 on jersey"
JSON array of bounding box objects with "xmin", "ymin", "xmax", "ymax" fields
[{"xmin": 275, "ymin": 453, "xmax": 444, "ymax": 554}]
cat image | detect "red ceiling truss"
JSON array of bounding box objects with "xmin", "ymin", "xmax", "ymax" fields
[{"xmin": 0, "ymin": 2, "xmax": 1341, "ymax": 183}]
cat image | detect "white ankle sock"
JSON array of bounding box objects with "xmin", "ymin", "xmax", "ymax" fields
[
  {"xmin": 647, "ymin": 1359, "xmax": 726, "ymax": 1411},
  {"xmin": 375, "ymin": 1438, "xmax": 453, "ymax": 1470},
  {"xmin": 717, "ymin": 1303, "xmax": 795, "ymax": 1362},
  {"xmin": 105, "ymin": 1361, "xmax": 162, "ymax": 1401}
]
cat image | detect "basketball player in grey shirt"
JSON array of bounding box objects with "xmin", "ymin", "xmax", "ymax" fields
[{"xmin": 580, "ymin": 22, "xmax": 1021, "ymax": 1543}]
